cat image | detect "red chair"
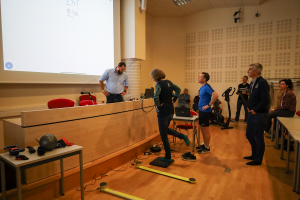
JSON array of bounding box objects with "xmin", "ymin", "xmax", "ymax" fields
[
  {"xmin": 79, "ymin": 100, "xmax": 97, "ymax": 106},
  {"xmin": 296, "ymin": 110, "xmax": 300, "ymax": 117},
  {"xmin": 176, "ymin": 110, "xmax": 198, "ymax": 130},
  {"xmin": 48, "ymin": 98, "xmax": 75, "ymax": 109},
  {"xmin": 79, "ymin": 95, "xmax": 96, "ymax": 102}
]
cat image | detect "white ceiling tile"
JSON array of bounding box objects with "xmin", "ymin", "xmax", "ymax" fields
[
  {"xmin": 159, "ymin": 2, "xmax": 186, "ymax": 17},
  {"xmin": 178, "ymin": 3, "xmax": 199, "ymax": 15},
  {"xmin": 146, "ymin": 6, "xmax": 170, "ymax": 17},
  {"xmin": 192, "ymin": 0, "xmax": 213, "ymax": 10},
  {"xmin": 226, "ymin": 2, "xmax": 243, "ymax": 7},
  {"xmin": 146, "ymin": 0, "xmax": 158, "ymax": 8},
  {"xmin": 243, "ymin": 1, "xmax": 260, "ymax": 6},
  {"xmin": 210, "ymin": 2, "xmax": 227, "ymax": 7},
  {"xmin": 145, "ymin": 0, "xmax": 263, "ymax": 17}
]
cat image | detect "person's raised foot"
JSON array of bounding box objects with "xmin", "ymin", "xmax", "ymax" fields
[{"xmin": 183, "ymin": 135, "xmax": 190, "ymax": 147}]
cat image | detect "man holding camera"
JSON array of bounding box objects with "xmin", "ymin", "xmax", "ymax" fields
[{"xmin": 234, "ymin": 76, "xmax": 250, "ymax": 124}]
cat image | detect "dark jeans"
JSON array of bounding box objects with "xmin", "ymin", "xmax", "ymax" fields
[
  {"xmin": 265, "ymin": 110, "xmax": 295, "ymax": 133},
  {"xmin": 192, "ymin": 103, "xmax": 199, "ymax": 111},
  {"xmin": 106, "ymin": 94, "xmax": 124, "ymax": 103},
  {"xmin": 158, "ymin": 114, "xmax": 185, "ymax": 159},
  {"xmin": 235, "ymin": 100, "xmax": 248, "ymax": 122},
  {"xmin": 246, "ymin": 113, "xmax": 268, "ymax": 164}
]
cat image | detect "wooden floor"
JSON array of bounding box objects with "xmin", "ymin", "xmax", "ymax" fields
[{"xmin": 55, "ymin": 122, "xmax": 300, "ymax": 200}]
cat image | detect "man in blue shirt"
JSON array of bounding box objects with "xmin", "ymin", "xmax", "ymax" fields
[
  {"xmin": 197, "ymin": 72, "xmax": 219, "ymax": 154},
  {"xmin": 99, "ymin": 62, "xmax": 129, "ymax": 103}
]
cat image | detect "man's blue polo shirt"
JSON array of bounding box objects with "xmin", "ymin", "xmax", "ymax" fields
[{"xmin": 198, "ymin": 83, "xmax": 214, "ymax": 112}]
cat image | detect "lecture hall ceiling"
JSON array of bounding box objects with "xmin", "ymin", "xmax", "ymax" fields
[{"xmin": 146, "ymin": 0, "xmax": 266, "ymax": 17}]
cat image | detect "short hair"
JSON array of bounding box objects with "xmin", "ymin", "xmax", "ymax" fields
[
  {"xmin": 249, "ymin": 63, "xmax": 263, "ymax": 75},
  {"xmin": 118, "ymin": 62, "xmax": 126, "ymax": 68},
  {"xmin": 184, "ymin": 88, "xmax": 188, "ymax": 92},
  {"xmin": 280, "ymin": 79, "xmax": 294, "ymax": 91},
  {"xmin": 150, "ymin": 69, "xmax": 166, "ymax": 82},
  {"xmin": 243, "ymin": 76, "xmax": 248, "ymax": 79},
  {"xmin": 202, "ymin": 72, "xmax": 210, "ymax": 82}
]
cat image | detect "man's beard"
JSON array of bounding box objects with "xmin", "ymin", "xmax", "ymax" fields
[{"xmin": 118, "ymin": 70, "xmax": 123, "ymax": 74}]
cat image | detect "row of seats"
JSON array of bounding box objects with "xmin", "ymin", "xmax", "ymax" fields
[{"xmin": 47, "ymin": 95, "xmax": 97, "ymax": 109}]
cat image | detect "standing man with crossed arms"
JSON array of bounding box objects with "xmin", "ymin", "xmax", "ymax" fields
[
  {"xmin": 196, "ymin": 72, "xmax": 219, "ymax": 154},
  {"xmin": 99, "ymin": 62, "xmax": 129, "ymax": 103}
]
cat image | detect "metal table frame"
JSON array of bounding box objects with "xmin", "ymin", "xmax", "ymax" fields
[
  {"xmin": 0, "ymin": 148, "xmax": 84, "ymax": 200},
  {"xmin": 172, "ymin": 115, "xmax": 200, "ymax": 152}
]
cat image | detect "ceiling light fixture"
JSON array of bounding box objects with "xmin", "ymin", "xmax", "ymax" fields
[{"xmin": 173, "ymin": 0, "xmax": 191, "ymax": 6}]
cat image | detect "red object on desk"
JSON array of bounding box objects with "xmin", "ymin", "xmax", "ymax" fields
[{"xmin": 48, "ymin": 98, "xmax": 75, "ymax": 109}]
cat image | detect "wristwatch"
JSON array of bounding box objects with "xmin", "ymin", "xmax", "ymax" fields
[{"xmin": 123, "ymin": 90, "xmax": 127, "ymax": 93}]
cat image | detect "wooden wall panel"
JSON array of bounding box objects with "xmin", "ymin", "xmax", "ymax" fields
[
  {"xmin": 3, "ymin": 118, "xmax": 23, "ymax": 148},
  {"xmin": 133, "ymin": 98, "xmax": 155, "ymax": 109},
  {"xmin": 22, "ymin": 111, "xmax": 134, "ymax": 184},
  {"xmin": 21, "ymin": 101, "xmax": 133, "ymax": 127}
]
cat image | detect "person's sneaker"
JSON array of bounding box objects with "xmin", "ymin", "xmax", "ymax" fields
[
  {"xmin": 181, "ymin": 152, "xmax": 192, "ymax": 158},
  {"xmin": 197, "ymin": 146, "xmax": 210, "ymax": 154},
  {"xmin": 159, "ymin": 157, "xmax": 173, "ymax": 162},
  {"xmin": 182, "ymin": 153, "xmax": 196, "ymax": 162},
  {"xmin": 182, "ymin": 135, "xmax": 190, "ymax": 147},
  {"xmin": 232, "ymin": 120, "xmax": 239, "ymax": 123},
  {"xmin": 196, "ymin": 144, "xmax": 205, "ymax": 150}
]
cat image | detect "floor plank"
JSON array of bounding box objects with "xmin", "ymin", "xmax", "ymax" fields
[{"xmin": 55, "ymin": 122, "xmax": 300, "ymax": 200}]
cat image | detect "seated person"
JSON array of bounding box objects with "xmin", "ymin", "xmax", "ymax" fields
[
  {"xmin": 192, "ymin": 90, "xmax": 200, "ymax": 111},
  {"xmin": 265, "ymin": 79, "xmax": 296, "ymax": 135},
  {"xmin": 176, "ymin": 88, "xmax": 190, "ymax": 108}
]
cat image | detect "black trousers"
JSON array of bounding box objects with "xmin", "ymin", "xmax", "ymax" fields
[
  {"xmin": 157, "ymin": 114, "xmax": 184, "ymax": 159},
  {"xmin": 106, "ymin": 94, "xmax": 124, "ymax": 103},
  {"xmin": 265, "ymin": 110, "xmax": 295, "ymax": 133},
  {"xmin": 235, "ymin": 99, "xmax": 248, "ymax": 122},
  {"xmin": 246, "ymin": 113, "xmax": 268, "ymax": 164}
]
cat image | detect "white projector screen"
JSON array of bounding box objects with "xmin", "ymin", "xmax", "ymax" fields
[{"xmin": 0, "ymin": 0, "xmax": 120, "ymax": 84}]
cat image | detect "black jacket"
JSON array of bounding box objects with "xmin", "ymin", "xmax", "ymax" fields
[{"xmin": 247, "ymin": 76, "xmax": 270, "ymax": 114}]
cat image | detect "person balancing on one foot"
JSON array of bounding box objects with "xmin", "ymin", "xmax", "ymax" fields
[{"xmin": 151, "ymin": 69, "xmax": 190, "ymax": 162}]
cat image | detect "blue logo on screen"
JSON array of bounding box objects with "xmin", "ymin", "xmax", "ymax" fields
[
  {"xmin": 5, "ymin": 62, "xmax": 13, "ymax": 69},
  {"xmin": 67, "ymin": 9, "xmax": 71, "ymax": 14}
]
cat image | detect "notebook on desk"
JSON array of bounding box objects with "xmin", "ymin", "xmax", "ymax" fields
[{"xmin": 175, "ymin": 107, "xmax": 191, "ymax": 117}]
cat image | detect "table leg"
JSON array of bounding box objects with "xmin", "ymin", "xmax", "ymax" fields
[
  {"xmin": 275, "ymin": 119, "xmax": 279, "ymax": 149},
  {"xmin": 293, "ymin": 141, "xmax": 299, "ymax": 191},
  {"xmin": 271, "ymin": 118, "xmax": 274, "ymax": 141},
  {"xmin": 197, "ymin": 121, "xmax": 200, "ymax": 147},
  {"xmin": 296, "ymin": 142, "xmax": 300, "ymax": 193},
  {"xmin": 16, "ymin": 167, "xmax": 22, "ymax": 200},
  {"xmin": 60, "ymin": 159, "xmax": 65, "ymax": 195},
  {"xmin": 0, "ymin": 161, "xmax": 6, "ymax": 200},
  {"xmin": 280, "ymin": 127, "xmax": 285, "ymax": 159},
  {"xmin": 79, "ymin": 151, "xmax": 84, "ymax": 200},
  {"xmin": 286, "ymin": 133, "xmax": 291, "ymax": 173},
  {"xmin": 192, "ymin": 120, "xmax": 195, "ymax": 152},
  {"xmin": 172, "ymin": 120, "xmax": 176, "ymax": 144}
]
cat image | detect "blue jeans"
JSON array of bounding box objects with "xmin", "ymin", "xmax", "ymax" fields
[
  {"xmin": 246, "ymin": 113, "xmax": 268, "ymax": 164},
  {"xmin": 158, "ymin": 114, "xmax": 185, "ymax": 159}
]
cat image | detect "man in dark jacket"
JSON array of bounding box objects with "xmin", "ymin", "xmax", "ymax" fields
[{"xmin": 244, "ymin": 63, "xmax": 270, "ymax": 166}]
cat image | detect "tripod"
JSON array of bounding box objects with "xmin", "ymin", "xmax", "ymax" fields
[{"xmin": 221, "ymin": 87, "xmax": 236, "ymax": 130}]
